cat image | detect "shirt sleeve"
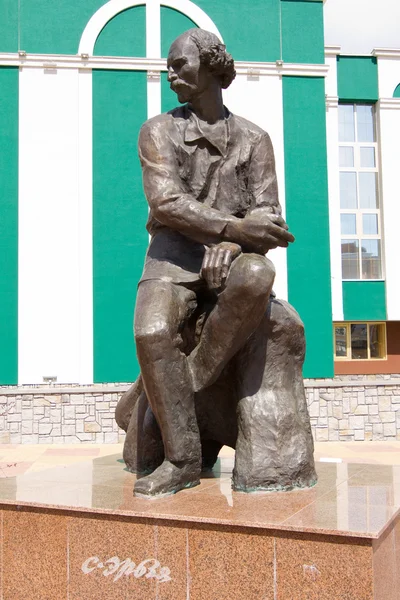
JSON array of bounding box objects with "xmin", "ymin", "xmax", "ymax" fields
[
  {"xmin": 248, "ymin": 132, "xmax": 282, "ymax": 216},
  {"xmin": 138, "ymin": 119, "xmax": 238, "ymax": 245}
]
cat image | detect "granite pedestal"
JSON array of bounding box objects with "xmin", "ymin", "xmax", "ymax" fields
[{"xmin": 0, "ymin": 454, "xmax": 399, "ymax": 599}]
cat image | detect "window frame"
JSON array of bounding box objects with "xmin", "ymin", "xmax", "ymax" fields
[
  {"xmin": 338, "ymin": 103, "xmax": 384, "ymax": 281},
  {"xmin": 333, "ymin": 322, "xmax": 387, "ymax": 361}
]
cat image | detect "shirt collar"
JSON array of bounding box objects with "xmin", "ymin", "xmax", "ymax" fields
[{"xmin": 183, "ymin": 105, "xmax": 231, "ymax": 156}]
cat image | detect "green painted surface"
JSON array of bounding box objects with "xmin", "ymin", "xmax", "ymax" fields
[
  {"xmin": 283, "ymin": 76, "xmax": 333, "ymax": 378},
  {"xmin": 94, "ymin": 6, "xmax": 146, "ymax": 57},
  {"xmin": 281, "ymin": 0, "xmax": 324, "ymax": 64},
  {"xmin": 394, "ymin": 84, "xmax": 400, "ymax": 98},
  {"xmin": 0, "ymin": 0, "xmax": 18, "ymax": 52},
  {"xmin": 161, "ymin": 7, "xmax": 196, "ymax": 58},
  {"xmin": 343, "ymin": 282, "xmax": 386, "ymax": 322},
  {"xmin": 20, "ymin": 0, "xmax": 106, "ymax": 54},
  {"xmin": 195, "ymin": 0, "xmax": 281, "ymax": 62},
  {"xmin": 337, "ymin": 57, "xmax": 379, "ymax": 102},
  {"xmin": 93, "ymin": 70, "xmax": 148, "ymax": 383},
  {"xmin": 0, "ymin": 68, "xmax": 18, "ymax": 385},
  {"xmin": 17, "ymin": 0, "xmax": 282, "ymax": 61}
]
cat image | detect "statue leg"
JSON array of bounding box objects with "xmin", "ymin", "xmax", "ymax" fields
[
  {"xmin": 115, "ymin": 377, "xmax": 143, "ymax": 432},
  {"xmin": 133, "ymin": 280, "xmax": 202, "ymax": 497},
  {"xmin": 233, "ymin": 299, "xmax": 317, "ymax": 492},
  {"xmin": 123, "ymin": 391, "xmax": 164, "ymax": 474},
  {"xmin": 188, "ymin": 253, "xmax": 275, "ymax": 392}
]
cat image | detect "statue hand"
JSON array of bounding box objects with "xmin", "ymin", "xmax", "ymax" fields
[
  {"xmin": 201, "ymin": 242, "xmax": 242, "ymax": 290},
  {"xmin": 230, "ymin": 211, "xmax": 294, "ymax": 253}
]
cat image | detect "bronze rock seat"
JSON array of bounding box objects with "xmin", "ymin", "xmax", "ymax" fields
[{"xmin": 115, "ymin": 294, "xmax": 317, "ymax": 492}]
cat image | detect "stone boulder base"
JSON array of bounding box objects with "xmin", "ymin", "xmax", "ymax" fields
[{"xmin": 116, "ymin": 298, "xmax": 317, "ymax": 492}]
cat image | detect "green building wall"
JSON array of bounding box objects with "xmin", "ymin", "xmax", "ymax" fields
[
  {"xmin": 0, "ymin": 67, "xmax": 18, "ymax": 385},
  {"xmin": 0, "ymin": 0, "xmax": 332, "ymax": 384}
]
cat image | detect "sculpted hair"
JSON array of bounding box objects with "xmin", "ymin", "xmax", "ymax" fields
[{"xmin": 187, "ymin": 28, "xmax": 236, "ymax": 89}]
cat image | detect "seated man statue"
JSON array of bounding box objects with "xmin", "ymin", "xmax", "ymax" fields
[{"xmin": 116, "ymin": 28, "xmax": 317, "ymax": 498}]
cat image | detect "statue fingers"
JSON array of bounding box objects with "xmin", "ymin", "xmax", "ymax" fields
[
  {"xmin": 200, "ymin": 247, "xmax": 212, "ymax": 279},
  {"xmin": 211, "ymin": 247, "xmax": 225, "ymax": 289},
  {"xmin": 220, "ymin": 249, "xmax": 233, "ymax": 283},
  {"xmin": 270, "ymin": 237, "xmax": 290, "ymax": 248},
  {"xmin": 269, "ymin": 214, "xmax": 290, "ymax": 230},
  {"xmin": 266, "ymin": 221, "xmax": 295, "ymax": 242},
  {"xmin": 259, "ymin": 234, "xmax": 288, "ymax": 251}
]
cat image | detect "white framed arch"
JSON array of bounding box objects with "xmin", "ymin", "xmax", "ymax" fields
[{"xmin": 78, "ymin": 0, "xmax": 224, "ymax": 56}]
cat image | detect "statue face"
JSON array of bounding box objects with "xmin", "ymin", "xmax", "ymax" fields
[{"xmin": 167, "ymin": 36, "xmax": 211, "ymax": 104}]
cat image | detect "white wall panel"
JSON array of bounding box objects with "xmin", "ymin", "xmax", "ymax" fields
[
  {"xmin": 19, "ymin": 67, "xmax": 92, "ymax": 384},
  {"xmin": 377, "ymin": 55, "xmax": 400, "ymax": 99},
  {"xmin": 224, "ymin": 73, "xmax": 288, "ymax": 300},
  {"xmin": 77, "ymin": 69, "xmax": 94, "ymax": 384},
  {"xmin": 325, "ymin": 55, "xmax": 344, "ymax": 321},
  {"xmin": 379, "ymin": 103, "xmax": 400, "ymax": 320}
]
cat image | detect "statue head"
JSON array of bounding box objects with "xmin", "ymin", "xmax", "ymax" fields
[{"xmin": 167, "ymin": 28, "xmax": 236, "ymax": 104}]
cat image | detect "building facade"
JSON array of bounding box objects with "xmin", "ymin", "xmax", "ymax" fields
[{"xmin": 0, "ymin": 0, "xmax": 399, "ymax": 391}]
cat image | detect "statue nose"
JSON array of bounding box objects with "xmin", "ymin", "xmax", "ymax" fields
[{"xmin": 167, "ymin": 68, "xmax": 177, "ymax": 83}]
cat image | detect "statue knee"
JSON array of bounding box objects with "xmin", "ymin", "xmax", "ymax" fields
[
  {"xmin": 229, "ymin": 254, "xmax": 275, "ymax": 299},
  {"xmin": 134, "ymin": 318, "xmax": 171, "ymax": 355}
]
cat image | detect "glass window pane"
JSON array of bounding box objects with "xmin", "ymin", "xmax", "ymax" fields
[
  {"xmin": 362, "ymin": 214, "xmax": 378, "ymax": 235},
  {"xmin": 341, "ymin": 239, "xmax": 360, "ymax": 279},
  {"xmin": 369, "ymin": 324, "xmax": 386, "ymax": 359},
  {"xmin": 361, "ymin": 239, "xmax": 382, "ymax": 279},
  {"xmin": 351, "ymin": 324, "xmax": 368, "ymax": 359},
  {"xmin": 339, "ymin": 105, "xmax": 355, "ymax": 142},
  {"xmin": 357, "ymin": 105, "xmax": 375, "ymax": 142},
  {"xmin": 339, "ymin": 146, "xmax": 354, "ymax": 167},
  {"xmin": 359, "ymin": 172, "xmax": 378, "ymax": 208},
  {"xmin": 335, "ymin": 326, "xmax": 348, "ymax": 357},
  {"xmin": 360, "ymin": 147, "xmax": 376, "ymax": 167},
  {"xmin": 340, "ymin": 172, "xmax": 358, "ymax": 208},
  {"xmin": 341, "ymin": 214, "xmax": 357, "ymax": 235}
]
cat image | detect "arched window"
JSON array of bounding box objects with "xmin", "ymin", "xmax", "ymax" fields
[{"xmin": 79, "ymin": 0, "xmax": 223, "ymax": 57}]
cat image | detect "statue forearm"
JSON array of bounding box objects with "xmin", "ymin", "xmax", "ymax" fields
[{"xmin": 151, "ymin": 193, "xmax": 241, "ymax": 246}]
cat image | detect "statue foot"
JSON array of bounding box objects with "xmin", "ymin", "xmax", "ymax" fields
[
  {"xmin": 133, "ymin": 459, "xmax": 201, "ymax": 498},
  {"xmin": 125, "ymin": 462, "xmax": 159, "ymax": 476}
]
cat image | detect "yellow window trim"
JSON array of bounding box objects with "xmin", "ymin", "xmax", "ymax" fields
[{"xmin": 333, "ymin": 321, "xmax": 387, "ymax": 361}]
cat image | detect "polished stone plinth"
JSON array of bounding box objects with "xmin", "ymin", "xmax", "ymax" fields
[{"xmin": 0, "ymin": 455, "xmax": 399, "ymax": 599}]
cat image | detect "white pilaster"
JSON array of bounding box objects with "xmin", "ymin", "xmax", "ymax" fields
[
  {"xmin": 325, "ymin": 50, "xmax": 343, "ymax": 321},
  {"xmin": 378, "ymin": 98, "xmax": 400, "ymax": 320},
  {"xmin": 224, "ymin": 73, "xmax": 288, "ymax": 300},
  {"xmin": 18, "ymin": 67, "xmax": 92, "ymax": 384},
  {"xmin": 77, "ymin": 69, "xmax": 94, "ymax": 384}
]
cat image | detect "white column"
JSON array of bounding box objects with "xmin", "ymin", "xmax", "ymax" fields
[
  {"xmin": 224, "ymin": 72, "xmax": 288, "ymax": 300},
  {"xmin": 378, "ymin": 99, "xmax": 400, "ymax": 320},
  {"xmin": 325, "ymin": 50, "xmax": 343, "ymax": 321},
  {"xmin": 18, "ymin": 67, "xmax": 92, "ymax": 384},
  {"xmin": 77, "ymin": 69, "xmax": 94, "ymax": 384},
  {"xmin": 146, "ymin": 0, "xmax": 161, "ymax": 118}
]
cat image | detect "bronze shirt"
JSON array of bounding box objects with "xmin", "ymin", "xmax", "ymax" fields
[{"xmin": 138, "ymin": 104, "xmax": 281, "ymax": 284}]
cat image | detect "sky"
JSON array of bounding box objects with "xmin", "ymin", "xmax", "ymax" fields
[{"xmin": 324, "ymin": 0, "xmax": 400, "ymax": 54}]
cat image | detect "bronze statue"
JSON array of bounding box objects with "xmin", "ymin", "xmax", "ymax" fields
[{"xmin": 116, "ymin": 29, "xmax": 317, "ymax": 498}]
